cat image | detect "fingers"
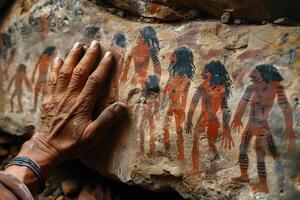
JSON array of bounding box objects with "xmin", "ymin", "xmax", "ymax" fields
[
  {"xmin": 55, "ymin": 42, "xmax": 84, "ymax": 94},
  {"xmin": 85, "ymin": 102, "xmax": 127, "ymax": 141},
  {"xmin": 68, "ymin": 40, "xmax": 101, "ymax": 93},
  {"xmin": 47, "ymin": 57, "xmax": 63, "ymax": 94},
  {"xmin": 80, "ymin": 51, "xmax": 114, "ymax": 111}
]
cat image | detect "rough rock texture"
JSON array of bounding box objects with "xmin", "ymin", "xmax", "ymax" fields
[{"xmin": 0, "ymin": 0, "xmax": 300, "ymax": 199}]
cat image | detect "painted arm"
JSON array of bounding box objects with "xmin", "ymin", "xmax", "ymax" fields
[
  {"xmin": 24, "ymin": 75, "xmax": 32, "ymax": 92},
  {"xmin": 231, "ymin": 85, "xmax": 254, "ymax": 133},
  {"xmin": 161, "ymin": 77, "xmax": 171, "ymax": 109},
  {"xmin": 120, "ymin": 52, "xmax": 132, "ymax": 83},
  {"xmin": 221, "ymin": 94, "xmax": 234, "ymax": 149},
  {"xmin": 31, "ymin": 57, "xmax": 40, "ymax": 84},
  {"xmin": 150, "ymin": 48, "xmax": 161, "ymax": 81},
  {"xmin": 7, "ymin": 75, "xmax": 16, "ymax": 91},
  {"xmin": 181, "ymin": 81, "xmax": 191, "ymax": 111},
  {"xmin": 276, "ymin": 85, "xmax": 297, "ymax": 150},
  {"xmin": 185, "ymin": 85, "xmax": 204, "ymax": 134}
]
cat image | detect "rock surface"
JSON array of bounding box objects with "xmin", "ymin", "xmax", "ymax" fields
[{"xmin": 0, "ymin": 0, "xmax": 300, "ymax": 199}]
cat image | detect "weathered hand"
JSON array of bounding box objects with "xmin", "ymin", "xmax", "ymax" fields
[
  {"xmin": 16, "ymin": 40, "xmax": 127, "ymax": 177},
  {"xmin": 221, "ymin": 127, "xmax": 234, "ymax": 150},
  {"xmin": 231, "ymin": 117, "xmax": 243, "ymax": 133},
  {"xmin": 285, "ymin": 129, "xmax": 297, "ymax": 153}
]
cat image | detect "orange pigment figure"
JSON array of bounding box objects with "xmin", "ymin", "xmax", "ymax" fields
[
  {"xmin": 109, "ymin": 33, "xmax": 127, "ymax": 100},
  {"xmin": 31, "ymin": 46, "xmax": 56, "ymax": 112},
  {"xmin": 135, "ymin": 75, "xmax": 160, "ymax": 157},
  {"xmin": 231, "ymin": 64, "xmax": 297, "ymax": 193},
  {"xmin": 7, "ymin": 64, "xmax": 32, "ymax": 113},
  {"xmin": 121, "ymin": 27, "xmax": 161, "ymax": 87},
  {"xmin": 185, "ymin": 61, "xmax": 234, "ymax": 174},
  {"xmin": 161, "ymin": 47, "xmax": 196, "ymax": 161}
]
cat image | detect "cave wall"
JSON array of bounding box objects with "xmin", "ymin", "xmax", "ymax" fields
[{"xmin": 0, "ymin": 0, "xmax": 300, "ymax": 199}]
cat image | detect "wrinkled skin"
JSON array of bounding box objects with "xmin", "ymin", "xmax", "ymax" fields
[{"xmin": 5, "ymin": 40, "xmax": 127, "ymax": 195}]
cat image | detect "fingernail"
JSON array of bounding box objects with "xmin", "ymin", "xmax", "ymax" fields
[
  {"xmin": 113, "ymin": 104, "xmax": 127, "ymax": 116},
  {"xmin": 104, "ymin": 51, "xmax": 112, "ymax": 58},
  {"xmin": 90, "ymin": 40, "xmax": 99, "ymax": 48},
  {"xmin": 73, "ymin": 42, "xmax": 82, "ymax": 49},
  {"xmin": 54, "ymin": 57, "xmax": 62, "ymax": 64}
]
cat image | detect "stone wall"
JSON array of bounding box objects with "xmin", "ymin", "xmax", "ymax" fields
[{"xmin": 0, "ymin": 0, "xmax": 299, "ymax": 199}]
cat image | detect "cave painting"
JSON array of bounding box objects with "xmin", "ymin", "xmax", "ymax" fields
[
  {"xmin": 121, "ymin": 26, "xmax": 161, "ymax": 87},
  {"xmin": 7, "ymin": 64, "xmax": 32, "ymax": 113},
  {"xmin": 109, "ymin": 33, "xmax": 127, "ymax": 100},
  {"xmin": 136, "ymin": 75, "xmax": 160, "ymax": 157},
  {"xmin": 31, "ymin": 46, "xmax": 56, "ymax": 112},
  {"xmin": 231, "ymin": 64, "xmax": 297, "ymax": 193},
  {"xmin": 3, "ymin": 48, "xmax": 16, "ymax": 81},
  {"xmin": 161, "ymin": 46, "xmax": 195, "ymax": 161},
  {"xmin": 185, "ymin": 61, "xmax": 234, "ymax": 174}
]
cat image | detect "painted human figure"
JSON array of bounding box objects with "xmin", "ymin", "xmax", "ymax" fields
[
  {"xmin": 109, "ymin": 33, "xmax": 127, "ymax": 100},
  {"xmin": 7, "ymin": 64, "xmax": 32, "ymax": 113},
  {"xmin": 31, "ymin": 46, "xmax": 56, "ymax": 112},
  {"xmin": 3, "ymin": 48, "xmax": 16, "ymax": 80},
  {"xmin": 162, "ymin": 46, "xmax": 196, "ymax": 160},
  {"xmin": 121, "ymin": 27, "xmax": 161, "ymax": 87},
  {"xmin": 136, "ymin": 75, "xmax": 160, "ymax": 157},
  {"xmin": 185, "ymin": 61, "xmax": 234, "ymax": 174},
  {"xmin": 231, "ymin": 64, "xmax": 297, "ymax": 193}
]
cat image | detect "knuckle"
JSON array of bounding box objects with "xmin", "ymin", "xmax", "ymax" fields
[
  {"xmin": 73, "ymin": 66, "xmax": 85, "ymax": 77},
  {"xmin": 87, "ymin": 74, "xmax": 100, "ymax": 85},
  {"xmin": 59, "ymin": 69, "xmax": 71, "ymax": 78}
]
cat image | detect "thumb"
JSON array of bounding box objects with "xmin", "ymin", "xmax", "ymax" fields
[{"xmin": 85, "ymin": 102, "xmax": 127, "ymax": 141}]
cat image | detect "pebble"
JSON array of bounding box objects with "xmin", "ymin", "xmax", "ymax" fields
[{"xmin": 61, "ymin": 179, "xmax": 79, "ymax": 196}]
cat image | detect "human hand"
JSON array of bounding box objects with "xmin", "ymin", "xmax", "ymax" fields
[
  {"xmin": 221, "ymin": 127, "xmax": 234, "ymax": 150},
  {"xmin": 231, "ymin": 117, "xmax": 243, "ymax": 133},
  {"xmin": 6, "ymin": 41, "xmax": 127, "ymax": 193}
]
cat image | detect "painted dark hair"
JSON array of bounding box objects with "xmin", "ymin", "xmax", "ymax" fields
[
  {"xmin": 255, "ymin": 64, "xmax": 283, "ymax": 83},
  {"xmin": 113, "ymin": 33, "xmax": 127, "ymax": 48},
  {"xmin": 18, "ymin": 64, "xmax": 27, "ymax": 73},
  {"xmin": 204, "ymin": 60, "xmax": 232, "ymax": 97},
  {"xmin": 43, "ymin": 46, "xmax": 56, "ymax": 56},
  {"xmin": 139, "ymin": 27, "xmax": 160, "ymax": 52},
  {"xmin": 168, "ymin": 46, "xmax": 196, "ymax": 80},
  {"xmin": 143, "ymin": 75, "xmax": 160, "ymax": 99}
]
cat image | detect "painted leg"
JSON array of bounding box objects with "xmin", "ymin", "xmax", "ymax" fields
[
  {"xmin": 175, "ymin": 111, "xmax": 185, "ymax": 161},
  {"xmin": 10, "ymin": 90, "xmax": 17, "ymax": 113},
  {"xmin": 148, "ymin": 116, "xmax": 156, "ymax": 157},
  {"xmin": 138, "ymin": 120, "xmax": 146, "ymax": 157},
  {"xmin": 31, "ymin": 85, "xmax": 40, "ymax": 112},
  {"xmin": 251, "ymin": 136, "xmax": 269, "ymax": 193},
  {"xmin": 17, "ymin": 92, "xmax": 23, "ymax": 113},
  {"xmin": 232, "ymin": 128, "xmax": 253, "ymax": 183},
  {"xmin": 162, "ymin": 112, "xmax": 172, "ymax": 156},
  {"xmin": 207, "ymin": 124, "xmax": 219, "ymax": 160}
]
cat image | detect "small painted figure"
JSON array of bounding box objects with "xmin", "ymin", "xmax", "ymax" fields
[
  {"xmin": 231, "ymin": 64, "xmax": 297, "ymax": 193},
  {"xmin": 7, "ymin": 64, "xmax": 32, "ymax": 113},
  {"xmin": 136, "ymin": 75, "xmax": 160, "ymax": 157},
  {"xmin": 3, "ymin": 48, "xmax": 16, "ymax": 80},
  {"xmin": 161, "ymin": 46, "xmax": 196, "ymax": 160},
  {"xmin": 121, "ymin": 26, "xmax": 161, "ymax": 87},
  {"xmin": 185, "ymin": 61, "xmax": 234, "ymax": 174},
  {"xmin": 109, "ymin": 33, "xmax": 127, "ymax": 100},
  {"xmin": 31, "ymin": 46, "xmax": 56, "ymax": 112}
]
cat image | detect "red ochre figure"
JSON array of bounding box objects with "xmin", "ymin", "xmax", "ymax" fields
[
  {"xmin": 7, "ymin": 64, "xmax": 32, "ymax": 113},
  {"xmin": 161, "ymin": 46, "xmax": 196, "ymax": 161},
  {"xmin": 185, "ymin": 61, "xmax": 234, "ymax": 174},
  {"xmin": 136, "ymin": 75, "xmax": 160, "ymax": 157},
  {"xmin": 120, "ymin": 27, "xmax": 161, "ymax": 87},
  {"xmin": 31, "ymin": 46, "xmax": 56, "ymax": 112},
  {"xmin": 231, "ymin": 64, "xmax": 297, "ymax": 193},
  {"xmin": 109, "ymin": 33, "xmax": 127, "ymax": 100}
]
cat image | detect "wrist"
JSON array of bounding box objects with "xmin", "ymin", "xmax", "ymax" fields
[{"xmin": 17, "ymin": 139, "xmax": 59, "ymax": 178}]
